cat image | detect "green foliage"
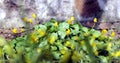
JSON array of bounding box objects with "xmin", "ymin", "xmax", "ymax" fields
[{"xmin": 0, "ymin": 19, "xmax": 119, "ymax": 63}]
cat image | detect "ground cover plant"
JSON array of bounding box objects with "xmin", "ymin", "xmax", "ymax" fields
[{"xmin": 0, "ymin": 16, "xmax": 120, "ymax": 63}]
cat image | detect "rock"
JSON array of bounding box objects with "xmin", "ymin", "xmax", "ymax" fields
[
  {"xmin": 101, "ymin": 0, "xmax": 120, "ymax": 22},
  {"xmin": 35, "ymin": 0, "xmax": 74, "ymax": 21},
  {"xmin": 0, "ymin": 0, "xmax": 120, "ymax": 29},
  {"xmin": 0, "ymin": 8, "xmax": 6, "ymax": 20},
  {"xmin": 117, "ymin": 1, "xmax": 120, "ymax": 19}
]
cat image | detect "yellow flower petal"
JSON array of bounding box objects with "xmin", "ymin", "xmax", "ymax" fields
[
  {"xmin": 80, "ymin": 41, "xmax": 85, "ymax": 46},
  {"xmin": 32, "ymin": 36, "xmax": 38, "ymax": 43},
  {"xmin": 73, "ymin": 36, "xmax": 79, "ymax": 41},
  {"xmin": 94, "ymin": 51, "xmax": 98, "ymax": 56},
  {"xmin": 111, "ymin": 52, "xmax": 115, "ymax": 57},
  {"xmin": 65, "ymin": 41, "xmax": 70, "ymax": 46},
  {"xmin": 20, "ymin": 28, "xmax": 25, "ymax": 32},
  {"xmin": 60, "ymin": 49, "xmax": 66, "ymax": 54},
  {"xmin": 115, "ymin": 50, "xmax": 120, "ymax": 57},
  {"xmin": 71, "ymin": 16, "xmax": 75, "ymax": 21},
  {"xmin": 67, "ymin": 19, "xmax": 72, "ymax": 24},
  {"xmin": 23, "ymin": 17, "xmax": 28, "ymax": 22},
  {"xmin": 94, "ymin": 18, "xmax": 97, "ymax": 23},
  {"xmin": 32, "ymin": 13, "xmax": 37, "ymax": 19},
  {"xmin": 84, "ymin": 32, "xmax": 89, "ymax": 36},
  {"xmin": 31, "ymin": 33, "xmax": 38, "ymax": 43},
  {"xmin": 54, "ymin": 21, "xmax": 58, "ymax": 27},
  {"xmin": 71, "ymin": 44, "xmax": 75, "ymax": 50},
  {"xmin": 29, "ymin": 18, "xmax": 33, "ymax": 24},
  {"xmin": 37, "ymin": 48, "xmax": 42, "ymax": 53},
  {"xmin": 111, "ymin": 31, "xmax": 116, "ymax": 37},
  {"xmin": 38, "ymin": 29, "xmax": 46, "ymax": 37},
  {"xmin": 102, "ymin": 29, "xmax": 107, "ymax": 35},
  {"xmin": 12, "ymin": 28, "xmax": 18, "ymax": 33},
  {"xmin": 66, "ymin": 29, "xmax": 70, "ymax": 35},
  {"xmin": 49, "ymin": 35, "xmax": 56, "ymax": 44},
  {"xmin": 92, "ymin": 42, "xmax": 97, "ymax": 48},
  {"xmin": 72, "ymin": 51, "xmax": 81, "ymax": 62}
]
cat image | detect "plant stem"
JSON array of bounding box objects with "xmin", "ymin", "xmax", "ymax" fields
[
  {"xmin": 92, "ymin": 23, "xmax": 96, "ymax": 29},
  {"xmin": 85, "ymin": 37, "xmax": 97, "ymax": 63}
]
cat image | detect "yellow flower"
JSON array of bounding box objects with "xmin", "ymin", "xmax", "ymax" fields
[
  {"xmin": 67, "ymin": 19, "xmax": 73, "ymax": 24},
  {"xmin": 93, "ymin": 18, "xmax": 97, "ymax": 23},
  {"xmin": 80, "ymin": 41, "xmax": 85, "ymax": 46},
  {"xmin": 92, "ymin": 42, "xmax": 97, "ymax": 48},
  {"xmin": 94, "ymin": 51, "xmax": 98, "ymax": 56},
  {"xmin": 60, "ymin": 50, "xmax": 66, "ymax": 54},
  {"xmin": 73, "ymin": 36, "xmax": 79, "ymax": 41},
  {"xmin": 29, "ymin": 18, "xmax": 33, "ymax": 24},
  {"xmin": 70, "ymin": 16, "xmax": 75, "ymax": 21},
  {"xmin": 32, "ymin": 36, "xmax": 38, "ymax": 43},
  {"xmin": 115, "ymin": 50, "xmax": 120, "ymax": 57},
  {"xmin": 20, "ymin": 28, "xmax": 25, "ymax": 32},
  {"xmin": 54, "ymin": 21, "xmax": 58, "ymax": 27},
  {"xmin": 84, "ymin": 32, "xmax": 89, "ymax": 36},
  {"xmin": 92, "ymin": 35, "xmax": 96, "ymax": 38},
  {"xmin": 111, "ymin": 31, "xmax": 116, "ymax": 37},
  {"xmin": 32, "ymin": 13, "xmax": 37, "ymax": 19},
  {"xmin": 72, "ymin": 51, "xmax": 81, "ymax": 62},
  {"xmin": 23, "ymin": 17, "xmax": 28, "ymax": 22},
  {"xmin": 31, "ymin": 33, "xmax": 38, "ymax": 43},
  {"xmin": 65, "ymin": 41, "xmax": 70, "ymax": 46},
  {"xmin": 111, "ymin": 52, "xmax": 115, "ymax": 57},
  {"xmin": 38, "ymin": 29, "xmax": 46, "ymax": 37},
  {"xmin": 37, "ymin": 48, "xmax": 42, "ymax": 53},
  {"xmin": 102, "ymin": 29, "xmax": 107, "ymax": 35},
  {"xmin": 66, "ymin": 29, "xmax": 70, "ymax": 35},
  {"xmin": 61, "ymin": 51, "xmax": 71, "ymax": 63},
  {"xmin": 60, "ymin": 48, "xmax": 67, "ymax": 54},
  {"xmin": 12, "ymin": 28, "xmax": 18, "ymax": 33},
  {"xmin": 49, "ymin": 35, "xmax": 56, "ymax": 44},
  {"xmin": 70, "ymin": 44, "xmax": 75, "ymax": 50}
]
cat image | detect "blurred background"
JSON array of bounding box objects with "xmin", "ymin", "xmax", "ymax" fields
[{"xmin": 0, "ymin": 0, "xmax": 120, "ymax": 38}]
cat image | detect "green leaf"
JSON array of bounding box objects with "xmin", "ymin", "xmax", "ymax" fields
[
  {"xmin": 52, "ymin": 51, "xmax": 61, "ymax": 59},
  {"xmin": 34, "ymin": 24, "xmax": 47, "ymax": 31},
  {"xmin": 58, "ymin": 31, "xmax": 66, "ymax": 39},
  {"xmin": 82, "ymin": 27, "xmax": 88, "ymax": 32},
  {"xmin": 51, "ymin": 46, "xmax": 57, "ymax": 51},
  {"xmin": 3, "ymin": 44, "xmax": 14, "ymax": 55},
  {"xmin": 92, "ymin": 31, "xmax": 101, "ymax": 38},
  {"xmin": 39, "ymin": 25, "xmax": 47, "ymax": 31},
  {"xmin": 99, "ymin": 56, "xmax": 108, "ymax": 63},
  {"xmin": 25, "ymin": 47, "xmax": 32, "ymax": 52},
  {"xmin": 0, "ymin": 36, "xmax": 6, "ymax": 46},
  {"xmin": 71, "ymin": 24, "xmax": 79, "ymax": 30},
  {"xmin": 58, "ymin": 22, "xmax": 69, "ymax": 31},
  {"xmin": 39, "ymin": 40, "xmax": 48, "ymax": 48},
  {"xmin": 71, "ymin": 24, "xmax": 80, "ymax": 35},
  {"xmin": 52, "ymin": 33, "xmax": 58, "ymax": 40}
]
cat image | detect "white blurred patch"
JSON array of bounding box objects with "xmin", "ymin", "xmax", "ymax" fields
[
  {"xmin": 0, "ymin": 8, "xmax": 6, "ymax": 20},
  {"xmin": 117, "ymin": 1, "xmax": 120, "ymax": 18},
  {"xmin": 0, "ymin": 0, "xmax": 4, "ymax": 4}
]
